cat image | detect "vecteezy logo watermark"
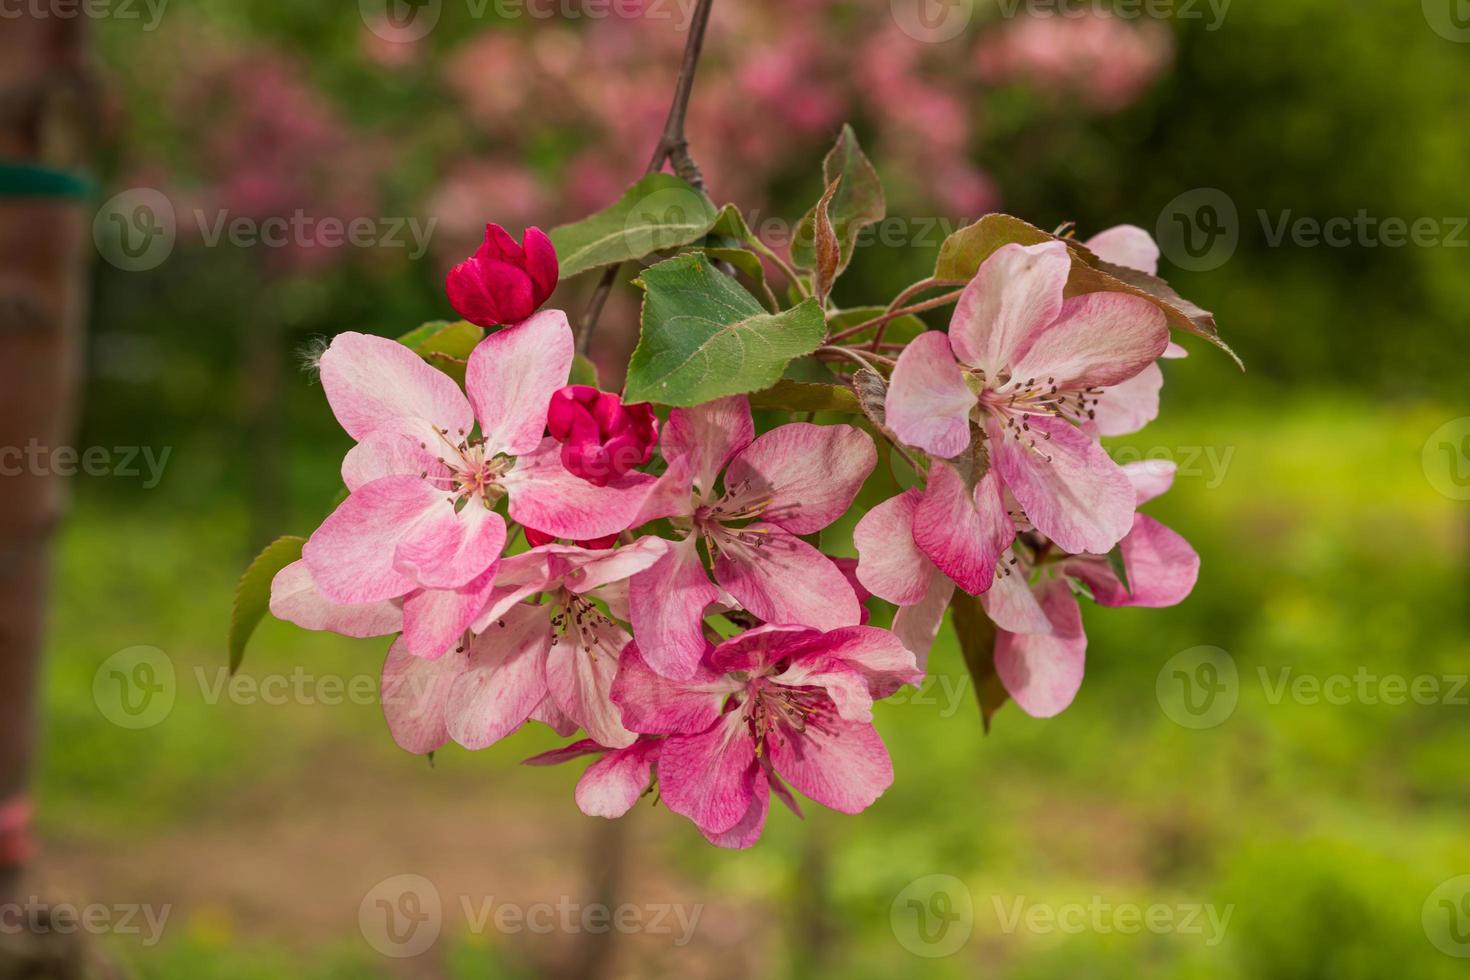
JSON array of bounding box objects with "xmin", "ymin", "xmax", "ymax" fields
[
  {"xmin": 360, "ymin": 0, "xmax": 441, "ymax": 42},
  {"xmin": 360, "ymin": 875, "xmax": 442, "ymax": 958},
  {"xmin": 359, "ymin": 875, "xmax": 703, "ymax": 958},
  {"xmin": 622, "ymin": 183, "xmax": 717, "ymax": 261},
  {"xmin": 991, "ymin": 896, "xmax": 1233, "ymax": 946},
  {"xmin": 1422, "ymin": 417, "xmax": 1470, "ymax": 501},
  {"xmin": 992, "ymin": 0, "xmax": 1231, "ymax": 31},
  {"xmin": 1156, "ymin": 188, "xmax": 1240, "ymax": 273},
  {"xmin": 0, "ymin": 899, "xmax": 171, "ymax": 947},
  {"xmin": 1156, "ymin": 646, "xmax": 1238, "ymax": 729},
  {"xmin": 890, "ymin": 874, "xmax": 974, "ymax": 958},
  {"xmin": 0, "ymin": 442, "xmax": 172, "ymax": 488},
  {"xmin": 95, "ymin": 188, "xmax": 438, "ymax": 272},
  {"xmin": 1423, "ymin": 875, "xmax": 1470, "ymax": 957},
  {"xmin": 93, "ymin": 647, "xmax": 176, "ymax": 730},
  {"xmin": 1422, "ymin": 0, "xmax": 1470, "ymax": 42},
  {"xmin": 890, "ymin": 0, "xmax": 974, "ymax": 44},
  {"xmin": 0, "ymin": 0, "xmax": 168, "ymax": 30},
  {"xmin": 94, "ymin": 189, "xmax": 177, "ymax": 273}
]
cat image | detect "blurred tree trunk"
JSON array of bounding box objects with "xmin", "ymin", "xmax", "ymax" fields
[{"xmin": 0, "ymin": 14, "xmax": 95, "ymax": 904}]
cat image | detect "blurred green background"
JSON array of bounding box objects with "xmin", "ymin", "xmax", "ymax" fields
[{"xmin": 35, "ymin": 0, "xmax": 1470, "ymax": 976}]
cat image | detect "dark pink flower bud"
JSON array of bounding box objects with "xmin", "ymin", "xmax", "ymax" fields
[
  {"xmin": 546, "ymin": 385, "xmax": 659, "ymax": 487},
  {"xmin": 522, "ymin": 525, "xmax": 619, "ymax": 551},
  {"xmin": 446, "ymin": 223, "xmax": 559, "ymax": 327}
]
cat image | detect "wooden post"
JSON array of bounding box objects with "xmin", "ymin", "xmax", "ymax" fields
[{"xmin": 0, "ymin": 14, "xmax": 95, "ymax": 903}]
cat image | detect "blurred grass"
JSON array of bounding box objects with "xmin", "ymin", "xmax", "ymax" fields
[{"xmin": 33, "ymin": 392, "xmax": 1470, "ymax": 977}]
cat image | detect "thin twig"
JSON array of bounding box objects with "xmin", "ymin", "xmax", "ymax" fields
[
  {"xmin": 825, "ymin": 279, "xmax": 966, "ymax": 345},
  {"xmin": 578, "ymin": 0, "xmax": 718, "ymax": 356}
]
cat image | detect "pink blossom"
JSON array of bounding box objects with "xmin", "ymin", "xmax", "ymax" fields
[
  {"xmin": 546, "ymin": 386, "xmax": 659, "ymax": 487},
  {"xmin": 886, "ymin": 241, "xmax": 1168, "ymax": 565},
  {"xmin": 627, "ymin": 396, "xmax": 877, "ymax": 680},
  {"xmin": 523, "ymin": 737, "xmax": 663, "ymax": 819},
  {"xmin": 610, "ymin": 624, "xmax": 921, "ymax": 847},
  {"xmin": 444, "ymin": 539, "xmax": 668, "ymax": 751},
  {"xmin": 446, "ymin": 224, "xmax": 559, "ymax": 328},
  {"xmin": 300, "ymin": 313, "xmax": 653, "ymax": 658}
]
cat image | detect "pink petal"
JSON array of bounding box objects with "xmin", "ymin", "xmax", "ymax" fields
[
  {"xmin": 464, "ymin": 309, "xmax": 574, "ymax": 457},
  {"xmin": 892, "ymin": 570, "xmax": 955, "ymax": 671},
  {"xmin": 853, "ymin": 490, "xmax": 932, "ymax": 606},
  {"xmin": 609, "ymin": 641, "xmax": 732, "ymax": 735},
  {"xmin": 553, "ymin": 536, "xmax": 669, "ymax": 595},
  {"xmin": 1122, "ymin": 459, "xmax": 1176, "ymax": 505},
  {"xmin": 723, "ymin": 423, "xmax": 877, "ymax": 535},
  {"xmin": 784, "ymin": 625, "xmax": 924, "ymax": 702},
  {"xmin": 546, "ymin": 615, "xmax": 637, "ymax": 749},
  {"xmin": 1163, "ymin": 341, "xmax": 1189, "ymax": 359},
  {"xmin": 341, "ymin": 417, "xmax": 447, "ymax": 492},
  {"xmin": 913, "ymin": 464, "xmax": 1014, "ymax": 595},
  {"xmin": 994, "ymin": 579, "xmax": 1087, "ymax": 718},
  {"xmin": 626, "ymin": 538, "xmax": 722, "ymax": 681},
  {"xmin": 707, "ymin": 624, "xmax": 822, "ymax": 674},
  {"xmin": 401, "ymin": 565, "xmax": 500, "ymax": 659},
  {"xmin": 700, "ymin": 771, "xmax": 769, "ymax": 849},
  {"xmin": 469, "ymin": 551, "xmax": 554, "ymax": 633},
  {"xmin": 381, "ymin": 638, "xmax": 469, "ymax": 755},
  {"xmin": 575, "ymin": 739, "xmax": 661, "ymax": 819},
  {"xmin": 630, "ymin": 454, "xmax": 698, "ymax": 525},
  {"xmin": 713, "ymin": 526, "xmax": 861, "ymax": 631},
  {"xmin": 991, "ymin": 416, "xmax": 1135, "ymax": 556},
  {"xmin": 523, "ymin": 738, "xmax": 603, "ymax": 767},
  {"xmin": 979, "ymin": 561, "xmax": 1052, "ymax": 634},
  {"xmin": 505, "ymin": 438, "xmax": 656, "ymax": 540},
  {"xmin": 445, "ymin": 602, "xmax": 552, "ymax": 749},
  {"xmin": 303, "ymin": 475, "xmax": 443, "ymax": 604},
  {"xmin": 530, "ymin": 698, "xmax": 579, "ymax": 738},
  {"xmin": 661, "ymin": 396, "xmax": 755, "ymax": 496},
  {"xmin": 948, "ymin": 241, "xmax": 1071, "ymax": 377},
  {"xmin": 269, "ymin": 560, "xmax": 402, "ymax": 637},
  {"xmin": 393, "ymin": 499, "xmax": 507, "ymax": 590},
  {"xmin": 1090, "ymin": 362, "xmax": 1162, "ymax": 438},
  {"xmin": 1071, "ymin": 514, "xmax": 1199, "ymax": 609},
  {"xmin": 1008, "ymin": 291, "xmax": 1168, "ymax": 391},
  {"xmin": 658, "ymin": 712, "xmax": 759, "ymax": 836},
  {"xmin": 318, "ymin": 331, "xmax": 474, "ymax": 442},
  {"xmin": 1085, "ymin": 224, "xmax": 1160, "ymax": 275},
  {"xmin": 885, "ymin": 331, "xmax": 975, "ymax": 458},
  {"xmin": 767, "ymin": 716, "xmax": 893, "ymax": 815}
]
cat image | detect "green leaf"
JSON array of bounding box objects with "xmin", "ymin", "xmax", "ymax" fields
[
  {"xmin": 1106, "ymin": 544, "xmax": 1132, "ymax": 595},
  {"xmin": 950, "ymin": 591, "xmax": 1007, "ymax": 732},
  {"xmin": 569, "ymin": 353, "xmax": 601, "ymax": 388},
  {"xmin": 229, "ymin": 536, "xmax": 305, "ymax": 675},
  {"xmin": 791, "ymin": 124, "xmax": 886, "ymax": 272},
  {"xmin": 748, "ymin": 379, "xmax": 861, "ymax": 414},
  {"xmin": 625, "ymin": 253, "xmax": 827, "ymax": 407},
  {"xmin": 936, "ymin": 213, "xmax": 1241, "ymax": 368},
  {"xmin": 550, "ymin": 174, "xmax": 721, "ymax": 278},
  {"xmin": 396, "ymin": 319, "xmax": 483, "ymax": 359},
  {"xmin": 701, "ymin": 247, "xmax": 773, "ymax": 309}
]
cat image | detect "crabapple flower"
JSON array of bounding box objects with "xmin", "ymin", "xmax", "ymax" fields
[
  {"xmin": 301, "ymin": 312, "xmax": 653, "ymax": 658},
  {"xmin": 523, "ymin": 737, "xmax": 663, "ymax": 819},
  {"xmin": 445, "ymin": 539, "xmax": 667, "ymax": 750},
  {"xmin": 628, "ymin": 396, "xmax": 877, "ymax": 679},
  {"xmin": 546, "ymin": 385, "xmax": 659, "ymax": 487},
  {"xmin": 446, "ymin": 223, "xmax": 559, "ymax": 327},
  {"xmin": 886, "ymin": 240, "xmax": 1167, "ymax": 557},
  {"xmin": 986, "ymin": 460, "xmax": 1200, "ymax": 717},
  {"xmin": 611, "ymin": 624, "xmax": 922, "ymax": 848}
]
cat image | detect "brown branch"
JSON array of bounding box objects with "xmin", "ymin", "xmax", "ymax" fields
[{"xmin": 577, "ymin": 0, "xmax": 718, "ymax": 357}]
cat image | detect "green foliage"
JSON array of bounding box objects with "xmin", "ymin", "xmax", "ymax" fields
[
  {"xmin": 228, "ymin": 536, "xmax": 304, "ymax": 674},
  {"xmin": 625, "ymin": 253, "xmax": 827, "ymax": 406},
  {"xmin": 791, "ymin": 125, "xmax": 886, "ymax": 273},
  {"xmin": 549, "ymin": 173, "xmax": 720, "ymax": 278},
  {"xmin": 396, "ymin": 319, "xmax": 485, "ymax": 385}
]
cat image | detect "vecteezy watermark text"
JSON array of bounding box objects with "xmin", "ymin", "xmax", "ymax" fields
[
  {"xmin": 0, "ymin": 0, "xmax": 167, "ymax": 30},
  {"xmin": 0, "ymin": 442, "xmax": 171, "ymax": 488},
  {"xmin": 991, "ymin": 895, "xmax": 1233, "ymax": 946},
  {"xmin": 0, "ymin": 899, "xmax": 170, "ymax": 947}
]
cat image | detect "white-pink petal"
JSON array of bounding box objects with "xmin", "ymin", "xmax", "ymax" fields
[
  {"xmin": 994, "ymin": 579, "xmax": 1087, "ymax": 718},
  {"xmin": 576, "ymin": 740, "xmax": 661, "ymax": 819},
  {"xmin": 853, "ymin": 489, "xmax": 932, "ymax": 606},
  {"xmin": 392, "ymin": 499, "xmax": 507, "ymax": 591},
  {"xmin": 626, "ymin": 538, "xmax": 722, "ymax": 681},
  {"xmin": 661, "ymin": 396, "xmax": 754, "ymax": 498},
  {"xmin": 912, "ymin": 464, "xmax": 1013, "ymax": 595},
  {"xmin": 885, "ymin": 331, "xmax": 975, "ymax": 459},
  {"xmin": 1085, "ymin": 224, "xmax": 1160, "ymax": 276},
  {"xmin": 381, "ymin": 638, "xmax": 468, "ymax": 755},
  {"xmin": 445, "ymin": 601, "xmax": 553, "ymax": 750},
  {"xmin": 504, "ymin": 438, "xmax": 656, "ymax": 540},
  {"xmin": 465, "ymin": 309, "xmax": 575, "ymax": 457},
  {"xmin": 269, "ymin": 560, "xmax": 403, "ymax": 638},
  {"xmin": 723, "ymin": 423, "xmax": 876, "ymax": 535},
  {"xmin": 303, "ymin": 475, "xmax": 444, "ymax": 604},
  {"xmin": 767, "ymin": 716, "xmax": 893, "ymax": 815},
  {"xmin": 1090, "ymin": 361, "xmax": 1163, "ymax": 438},
  {"xmin": 319, "ymin": 331, "xmax": 474, "ymax": 442},
  {"xmin": 1007, "ymin": 291, "xmax": 1168, "ymax": 391},
  {"xmin": 546, "ymin": 616, "xmax": 637, "ymax": 749},
  {"xmin": 948, "ymin": 241, "xmax": 1071, "ymax": 377},
  {"xmin": 713, "ymin": 526, "xmax": 861, "ymax": 632}
]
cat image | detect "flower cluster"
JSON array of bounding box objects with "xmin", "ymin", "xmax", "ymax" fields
[{"xmin": 261, "ymin": 209, "xmax": 1205, "ymax": 848}]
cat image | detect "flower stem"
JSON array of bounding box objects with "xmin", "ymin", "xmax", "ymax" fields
[
  {"xmin": 825, "ymin": 278, "xmax": 966, "ymax": 345},
  {"xmin": 578, "ymin": 0, "xmax": 718, "ymax": 356}
]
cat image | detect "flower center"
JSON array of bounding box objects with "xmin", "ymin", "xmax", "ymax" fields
[
  {"xmin": 740, "ymin": 681, "xmax": 831, "ymax": 754},
  {"xmin": 423, "ymin": 426, "xmax": 513, "ymax": 505},
  {"xmin": 549, "ymin": 592, "xmax": 618, "ymax": 658}
]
